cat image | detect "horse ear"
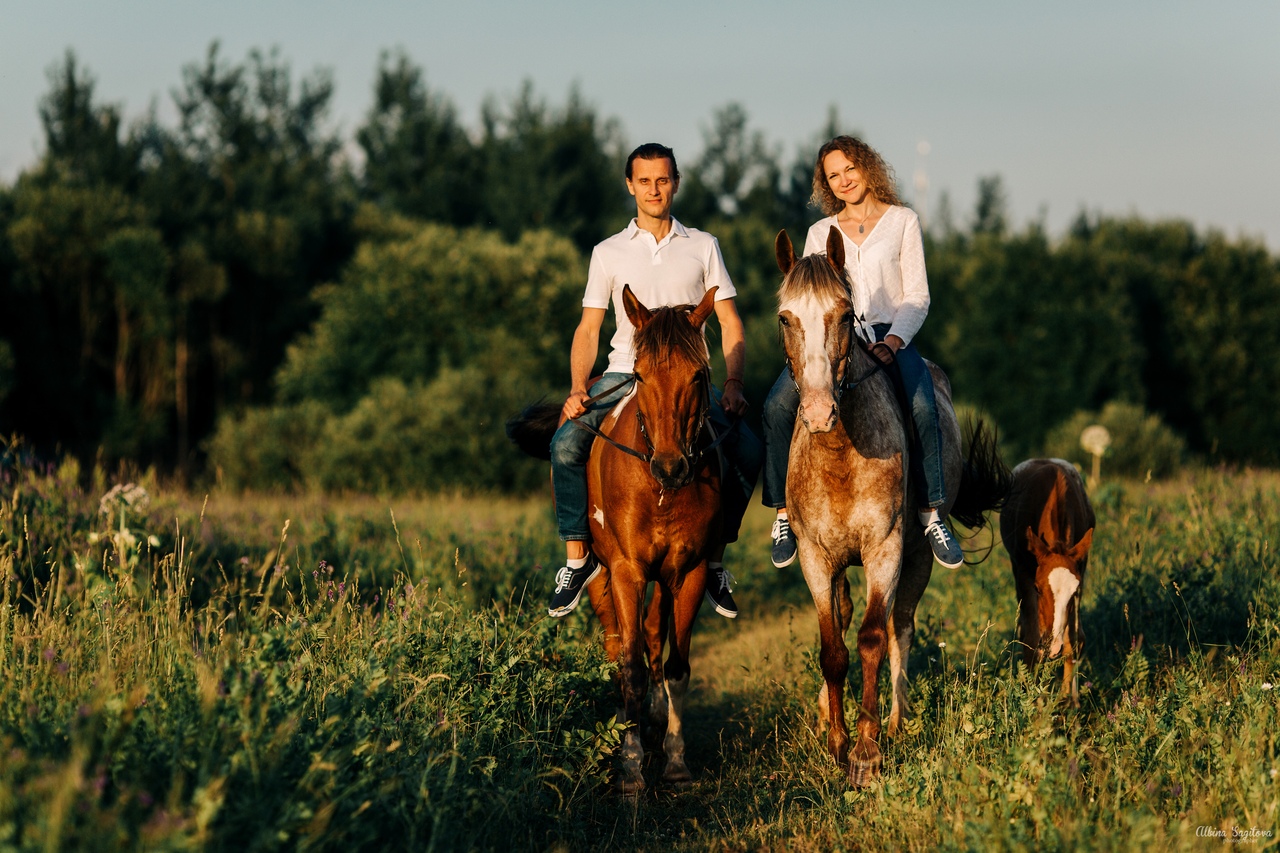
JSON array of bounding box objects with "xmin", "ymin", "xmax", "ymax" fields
[
  {"xmin": 1026, "ymin": 526, "xmax": 1050, "ymax": 560},
  {"xmin": 775, "ymin": 230, "xmax": 796, "ymax": 274},
  {"xmin": 1069, "ymin": 528, "xmax": 1094, "ymax": 563},
  {"xmin": 825, "ymin": 225, "xmax": 845, "ymax": 274},
  {"xmin": 622, "ymin": 284, "xmax": 652, "ymax": 331},
  {"xmin": 690, "ymin": 286, "xmax": 718, "ymax": 327}
]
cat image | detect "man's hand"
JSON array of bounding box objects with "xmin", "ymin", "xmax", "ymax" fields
[
  {"xmin": 721, "ymin": 380, "xmax": 748, "ymax": 416},
  {"xmin": 562, "ymin": 390, "xmax": 591, "ymax": 420}
]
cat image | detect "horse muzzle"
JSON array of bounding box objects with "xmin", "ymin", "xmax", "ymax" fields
[
  {"xmin": 650, "ymin": 454, "xmax": 694, "ymax": 491},
  {"xmin": 799, "ymin": 393, "xmax": 839, "ymax": 434}
]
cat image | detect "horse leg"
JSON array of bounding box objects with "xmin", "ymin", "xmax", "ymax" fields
[
  {"xmin": 817, "ymin": 574, "xmax": 854, "ymax": 735},
  {"xmin": 850, "ymin": 541, "xmax": 902, "ymax": 787},
  {"xmin": 800, "ymin": 546, "xmax": 851, "ymax": 769},
  {"xmin": 887, "ymin": 546, "xmax": 932, "ymax": 738},
  {"xmin": 1013, "ymin": 572, "xmax": 1039, "ymax": 669},
  {"xmin": 1062, "ymin": 600, "xmax": 1080, "ymax": 707},
  {"xmin": 611, "ymin": 572, "xmax": 648, "ymax": 794},
  {"xmin": 658, "ymin": 565, "xmax": 705, "ymax": 786},
  {"xmin": 644, "ymin": 583, "xmax": 671, "ymax": 735},
  {"xmin": 586, "ymin": 566, "xmax": 621, "ymax": 665}
]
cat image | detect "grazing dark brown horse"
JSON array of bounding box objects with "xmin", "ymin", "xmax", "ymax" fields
[
  {"xmin": 507, "ymin": 285, "xmax": 723, "ymax": 793},
  {"xmin": 776, "ymin": 226, "xmax": 1008, "ymax": 787},
  {"xmin": 1001, "ymin": 458, "xmax": 1096, "ymax": 705}
]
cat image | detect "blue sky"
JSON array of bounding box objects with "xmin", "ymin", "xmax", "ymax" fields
[{"xmin": 3, "ymin": 0, "xmax": 1277, "ymax": 247}]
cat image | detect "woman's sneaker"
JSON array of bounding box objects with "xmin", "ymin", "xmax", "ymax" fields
[
  {"xmin": 548, "ymin": 557, "xmax": 602, "ymax": 617},
  {"xmin": 705, "ymin": 566, "xmax": 738, "ymax": 618},
  {"xmin": 771, "ymin": 516, "xmax": 797, "ymax": 567},
  {"xmin": 923, "ymin": 519, "xmax": 964, "ymax": 569}
]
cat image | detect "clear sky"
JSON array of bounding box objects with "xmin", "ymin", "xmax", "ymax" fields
[{"xmin": 3, "ymin": 0, "xmax": 1277, "ymax": 248}]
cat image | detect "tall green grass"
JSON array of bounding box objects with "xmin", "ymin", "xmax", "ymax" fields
[{"xmin": 2, "ymin": 448, "xmax": 1278, "ymax": 850}]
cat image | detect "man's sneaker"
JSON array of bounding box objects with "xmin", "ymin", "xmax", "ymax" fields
[
  {"xmin": 705, "ymin": 566, "xmax": 738, "ymax": 619},
  {"xmin": 771, "ymin": 515, "xmax": 797, "ymax": 568},
  {"xmin": 924, "ymin": 518, "xmax": 964, "ymax": 569},
  {"xmin": 548, "ymin": 557, "xmax": 602, "ymax": 617}
]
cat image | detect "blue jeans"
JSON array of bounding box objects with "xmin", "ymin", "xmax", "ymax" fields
[
  {"xmin": 551, "ymin": 373, "xmax": 762, "ymax": 542},
  {"xmin": 762, "ymin": 324, "xmax": 946, "ymax": 509}
]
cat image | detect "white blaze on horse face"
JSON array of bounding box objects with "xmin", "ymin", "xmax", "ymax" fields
[
  {"xmin": 1047, "ymin": 567, "xmax": 1080, "ymax": 657},
  {"xmin": 785, "ymin": 293, "xmax": 841, "ymax": 433},
  {"xmin": 591, "ymin": 505, "xmax": 605, "ymax": 528}
]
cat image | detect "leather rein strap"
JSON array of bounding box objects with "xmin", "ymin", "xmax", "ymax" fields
[{"xmin": 569, "ymin": 373, "xmax": 739, "ymax": 466}]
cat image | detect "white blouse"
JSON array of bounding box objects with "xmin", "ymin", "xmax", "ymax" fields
[{"xmin": 802, "ymin": 206, "xmax": 930, "ymax": 347}]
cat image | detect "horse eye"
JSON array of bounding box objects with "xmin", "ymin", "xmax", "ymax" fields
[
  {"xmin": 842, "ymin": 312, "xmax": 854, "ymax": 325},
  {"xmin": 779, "ymin": 316, "xmax": 790, "ymax": 327},
  {"xmin": 633, "ymin": 372, "xmax": 644, "ymax": 384}
]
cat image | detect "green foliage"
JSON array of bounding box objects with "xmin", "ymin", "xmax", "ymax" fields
[
  {"xmin": 3, "ymin": 456, "xmax": 1280, "ymax": 848},
  {"xmin": 357, "ymin": 51, "xmax": 478, "ymax": 226},
  {"xmin": 308, "ymin": 371, "xmax": 547, "ymax": 493},
  {"xmin": 4, "ymin": 47, "xmax": 1280, "ymax": 485},
  {"xmin": 206, "ymin": 401, "xmax": 329, "ymax": 491},
  {"xmin": 274, "ymin": 218, "xmax": 583, "ymax": 411},
  {"xmin": 0, "ymin": 340, "xmax": 13, "ymax": 407},
  {"xmin": 1043, "ymin": 401, "xmax": 1188, "ymax": 479},
  {"xmin": 207, "ymin": 219, "xmax": 581, "ymax": 492}
]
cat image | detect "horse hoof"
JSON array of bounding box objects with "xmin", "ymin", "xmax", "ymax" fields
[
  {"xmin": 615, "ymin": 775, "xmax": 646, "ymax": 796},
  {"xmin": 848, "ymin": 757, "xmax": 882, "ymax": 788},
  {"xmin": 661, "ymin": 762, "xmax": 693, "ymax": 787}
]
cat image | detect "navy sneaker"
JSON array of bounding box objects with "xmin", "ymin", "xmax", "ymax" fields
[
  {"xmin": 771, "ymin": 515, "xmax": 797, "ymax": 568},
  {"xmin": 548, "ymin": 557, "xmax": 602, "ymax": 617},
  {"xmin": 705, "ymin": 566, "xmax": 738, "ymax": 618},
  {"xmin": 924, "ymin": 519, "xmax": 964, "ymax": 569}
]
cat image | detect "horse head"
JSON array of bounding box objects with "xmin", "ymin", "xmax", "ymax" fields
[
  {"xmin": 1026, "ymin": 525, "xmax": 1094, "ymax": 659},
  {"xmin": 623, "ymin": 284, "xmax": 717, "ymax": 490},
  {"xmin": 775, "ymin": 226, "xmax": 863, "ymax": 434}
]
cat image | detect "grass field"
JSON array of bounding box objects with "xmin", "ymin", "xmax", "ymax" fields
[{"xmin": 2, "ymin": 453, "xmax": 1279, "ymax": 850}]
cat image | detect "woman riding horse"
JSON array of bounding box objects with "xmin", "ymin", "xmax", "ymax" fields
[{"xmin": 763, "ymin": 136, "xmax": 964, "ymax": 571}]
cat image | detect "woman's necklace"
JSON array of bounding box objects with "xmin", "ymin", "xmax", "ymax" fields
[{"xmin": 855, "ymin": 201, "xmax": 876, "ymax": 234}]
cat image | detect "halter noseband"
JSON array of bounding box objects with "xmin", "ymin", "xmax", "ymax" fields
[
  {"xmin": 573, "ymin": 367, "xmax": 737, "ymax": 484},
  {"xmin": 784, "ymin": 313, "xmax": 884, "ymax": 406}
]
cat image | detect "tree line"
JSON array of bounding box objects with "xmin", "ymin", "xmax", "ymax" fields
[{"xmin": 1, "ymin": 45, "xmax": 1276, "ymax": 490}]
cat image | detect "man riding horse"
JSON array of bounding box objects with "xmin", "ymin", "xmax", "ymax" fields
[{"xmin": 547, "ymin": 143, "xmax": 763, "ymax": 619}]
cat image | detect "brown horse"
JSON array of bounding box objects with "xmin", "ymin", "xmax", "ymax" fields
[
  {"xmin": 1001, "ymin": 458, "xmax": 1095, "ymax": 705},
  {"xmin": 507, "ymin": 285, "xmax": 723, "ymax": 792},
  {"xmin": 776, "ymin": 226, "xmax": 1008, "ymax": 787}
]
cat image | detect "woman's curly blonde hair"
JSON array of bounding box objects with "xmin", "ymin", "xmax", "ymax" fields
[{"xmin": 810, "ymin": 136, "xmax": 901, "ymax": 215}]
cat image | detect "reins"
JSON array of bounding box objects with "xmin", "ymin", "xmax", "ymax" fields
[{"xmin": 570, "ymin": 371, "xmax": 740, "ymax": 471}]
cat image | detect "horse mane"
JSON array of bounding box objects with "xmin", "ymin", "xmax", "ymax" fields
[
  {"xmin": 633, "ymin": 304, "xmax": 709, "ymax": 368},
  {"xmin": 778, "ymin": 252, "xmax": 853, "ymax": 307}
]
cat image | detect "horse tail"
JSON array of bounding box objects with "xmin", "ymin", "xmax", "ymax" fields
[
  {"xmin": 505, "ymin": 401, "xmax": 561, "ymax": 461},
  {"xmin": 950, "ymin": 416, "xmax": 1012, "ymax": 531}
]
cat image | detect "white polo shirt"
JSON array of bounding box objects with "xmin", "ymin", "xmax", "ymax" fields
[
  {"xmin": 583, "ymin": 217, "xmax": 737, "ymax": 374},
  {"xmin": 803, "ymin": 206, "xmax": 930, "ymax": 347}
]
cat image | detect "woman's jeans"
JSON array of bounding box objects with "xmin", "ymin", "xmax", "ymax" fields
[
  {"xmin": 551, "ymin": 373, "xmax": 763, "ymax": 543},
  {"xmin": 762, "ymin": 324, "xmax": 946, "ymax": 509}
]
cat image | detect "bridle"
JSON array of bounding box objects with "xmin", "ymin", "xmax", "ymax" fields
[
  {"xmin": 783, "ymin": 311, "xmax": 885, "ymax": 406},
  {"xmin": 571, "ymin": 367, "xmax": 738, "ymax": 477}
]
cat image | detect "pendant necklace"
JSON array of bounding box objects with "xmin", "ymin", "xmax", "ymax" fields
[{"xmin": 857, "ymin": 202, "xmax": 875, "ymax": 234}]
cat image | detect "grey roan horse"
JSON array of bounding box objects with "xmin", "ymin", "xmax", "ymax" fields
[{"xmin": 776, "ymin": 226, "xmax": 1010, "ymax": 786}]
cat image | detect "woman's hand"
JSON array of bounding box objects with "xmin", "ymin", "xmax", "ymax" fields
[{"xmin": 871, "ymin": 334, "xmax": 903, "ymax": 365}]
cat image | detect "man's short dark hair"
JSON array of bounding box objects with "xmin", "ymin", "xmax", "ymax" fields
[{"xmin": 625, "ymin": 143, "xmax": 679, "ymax": 181}]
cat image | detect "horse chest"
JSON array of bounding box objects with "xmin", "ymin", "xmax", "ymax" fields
[{"xmin": 588, "ymin": 478, "xmax": 719, "ymax": 575}]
